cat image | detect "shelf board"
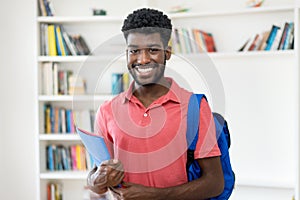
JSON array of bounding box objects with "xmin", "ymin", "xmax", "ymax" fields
[
  {"xmin": 38, "ymin": 56, "xmax": 88, "ymax": 62},
  {"xmin": 40, "ymin": 171, "xmax": 88, "ymax": 180},
  {"xmin": 37, "ymin": 16, "xmax": 123, "ymax": 23},
  {"xmin": 39, "ymin": 134, "xmax": 81, "ymax": 141},
  {"xmin": 37, "ymin": 55, "xmax": 126, "ymax": 62},
  {"xmin": 169, "ymin": 6, "xmax": 295, "ymax": 19},
  {"xmin": 38, "ymin": 94, "xmax": 114, "ymax": 101},
  {"xmin": 236, "ymin": 178, "xmax": 294, "ymax": 189},
  {"xmin": 172, "ymin": 50, "xmax": 295, "ymax": 60},
  {"xmin": 37, "ymin": 7, "xmax": 294, "ymax": 23}
]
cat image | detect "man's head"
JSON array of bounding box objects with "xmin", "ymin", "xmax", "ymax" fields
[
  {"xmin": 121, "ymin": 8, "xmax": 173, "ymax": 87},
  {"xmin": 121, "ymin": 8, "xmax": 172, "ymax": 48}
]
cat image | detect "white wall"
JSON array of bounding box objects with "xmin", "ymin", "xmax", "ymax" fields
[
  {"xmin": 0, "ymin": 1, "xmax": 297, "ymax": 200},
  {"xmin": 0, "ymin": 0, "xmax": 37, "ymax": 199}
]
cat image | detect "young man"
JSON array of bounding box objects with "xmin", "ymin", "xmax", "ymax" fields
[{"xmin": 87, "ymin": 8, "xmax": 224, "ymax": 200}]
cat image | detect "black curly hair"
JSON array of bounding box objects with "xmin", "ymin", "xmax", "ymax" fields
[{"xmin": 121, "ymin": 8, "xmax": 172, "ymax": 47}]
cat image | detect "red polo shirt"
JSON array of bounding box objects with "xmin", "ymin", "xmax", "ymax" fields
[{"xmin": 95, "ymin": 78, "xmax": 220, "ymax": 188}]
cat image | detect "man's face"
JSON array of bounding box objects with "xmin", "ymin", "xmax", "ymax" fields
[{"xmin": 126, "ymin": 32, "xmax": 171, "ymax": 86}]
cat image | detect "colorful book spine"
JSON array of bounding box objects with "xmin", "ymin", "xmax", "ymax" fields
[{"xmin": 47, "ymin": 25, "xmax": 57, "ymax": 56}]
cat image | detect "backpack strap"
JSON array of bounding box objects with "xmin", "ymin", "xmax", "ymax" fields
[
  {"xmin": 186, "ymin": 93, "xmax": 206, "ymax": 150},
  {"xmin": 186, "ymin": 93, "xmax": 206, "ymax": 180}
]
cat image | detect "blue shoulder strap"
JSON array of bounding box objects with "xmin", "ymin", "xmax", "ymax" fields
[{"xmin": 186, "ymin": 94, "xmax": 205, "ymax": 150}]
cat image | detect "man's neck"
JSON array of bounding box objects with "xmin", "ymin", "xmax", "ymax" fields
[{"xmin": 133, "ymin": 78, "xmax": 171, "ymax": 108}]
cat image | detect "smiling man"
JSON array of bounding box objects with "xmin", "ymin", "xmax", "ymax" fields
[{"xmin": 87, "ymin": 8, "xmax": 224, "ymax": 200}]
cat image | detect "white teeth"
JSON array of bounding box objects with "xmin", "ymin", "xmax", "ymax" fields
[{"xmin": 136, "ymin": 67, "xmax": 153, "ymax": 73}]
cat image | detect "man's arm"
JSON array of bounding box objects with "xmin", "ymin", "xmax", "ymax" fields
[{"xmin": 112, "ymin": 156, "xmax": 224, "ymax": 200}]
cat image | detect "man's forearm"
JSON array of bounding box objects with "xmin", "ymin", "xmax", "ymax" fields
[{"xmin": 153, "ymin": 173, "xmax": 223, "ymax": 200}]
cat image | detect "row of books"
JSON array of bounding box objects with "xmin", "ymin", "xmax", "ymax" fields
[
  {"xmin": 47, "ymin": 182, "xmax": 62, "ymax": 200},
  {"xmin": 41, "ymin": 62, "xmax": 87, "ymax": 95},
  {"xmin": 46, "ymin": 144, "xmax": 94, "ymax": 171},
  {"xmin": 171, "ymin": 27, "xmax": 217, "ymax": 54},
  {"xmin": 44, "ymin": 104, "xmax": 95, "ymax": 133},
  {"xmin": 239, "ymin": 21, "xmax": 294, "ymax": 51},
  {"xmin": 40, "ymin": 24, "xmax": 91, "ymax": 56},
  {"xmin": 39, "ymin": 0, "xmax": 55, "ymax": 16},
  {"xmin": 111, "ymin": 72, "xmax": 130, "ymax": 95}
]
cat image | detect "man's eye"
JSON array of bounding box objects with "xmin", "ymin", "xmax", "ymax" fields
[
  {"xmin": 129, "ymin": 49, "xmax": 139, "ymax": 54},
  {"xmin": 149, "ymin": 48, "xmax": 160, "ymax": 53}
]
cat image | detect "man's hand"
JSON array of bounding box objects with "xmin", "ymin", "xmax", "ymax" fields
[
  {"xmin": 86, "ymin": 159, "xmax": 124, "ymax": 195},
  {"xmin": 110, "ymin": 182, "xmax": 158, "ymax": 200}
]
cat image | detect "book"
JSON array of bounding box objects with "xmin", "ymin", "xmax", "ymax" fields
[
  {"xmin": 264, "ymin": 25, "xmax": 280, "ymax": 51},
  {"xmin": 257, "ymin": 30, "xmax": 270, "ymax": 50},
  {"xmin": 173, "ymin": 28, "xmax": 182, "ymax": 53},
  {"xmin": 287, "ymin": 23, "xmax": 295, "ymax": 49},
  {"xmin": 270, "ymin": 29, "xmax": 282, "ymax": 51},
  {"xmin": 38, "ymin": 0, "xmax": 47, "ymax": 16},
  {"xmin": 202, "ymin": 32, "xmax": 217, "ymax": 52},
  {"xmin": 283, "ymin": 22, "xmax": 294, "ymax": 50},
  {"xmin": 47, "ymin": 25, "xmax": 57, "ymax": 56},
  {"xmin": 77, "ymin": 35, "xmax": 91, "ymax": 55},
  {"xmin": 242, "ymin": 33, "xmax": 257, "ymax": 51},
  {"xmin": 55, "ymin": 25, "xmax": 67, "ymax": 56},
  {"xmin": 52, "ymin": 62, "xmax": 58, "ymax": 95},
  {"xmin": 61, "ymin": 26, "xmax": 78, "ymax": 56},
  {"xmin": 196, "ymin": 29, "xmax": 207, "ymax": 52},
  {"xmin": 277, "ymin": 22, "xmax": 289, "ymax": 50},
  {"xmin": 249, "ymin": 33, "xmax": 263, "ymax": 51},
  {"xmin": 68, "ymin": 75, "xmax": 86, "ymax": 95},
  {"xmin": 76, "ymin": 127, "xmax": 111, "ymax": 166},
  {"xmin": 42, "ymin": 62, "xmax": 53, "ymax": 95}
]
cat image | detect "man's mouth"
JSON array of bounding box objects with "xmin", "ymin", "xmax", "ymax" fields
[{"xmin": 135, "ymin": 66, "xmax": 154, "ymax": 73}]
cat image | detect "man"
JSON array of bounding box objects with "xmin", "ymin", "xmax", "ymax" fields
[{"xmin": 87, "ymin": 8, "xmax": 224, "ymax": 200}]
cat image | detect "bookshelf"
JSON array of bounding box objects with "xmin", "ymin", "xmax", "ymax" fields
[{"xmin": 35, "ymin": 0, "xmax": 299, "ymax": 199}]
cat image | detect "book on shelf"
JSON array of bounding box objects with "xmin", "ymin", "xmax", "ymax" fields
[
  {"xmin": 264, "ymin": 25, "xmax": 281, "ymax": 51},
  {"xmin": 40, "ymin": 24, "xmax": 91, "ymax": 56},
  {"xmin": 55, "ymin": 25, "xmax": 68, "ymax": 56},
  {"xmin": 46, "ymin": 143, "xmax": 94, "ymax": 171},
  {"xmin": 60, "ymin": 26, "xmax": 78, "ymax": 56},
  {"xmin": 238, "ymin": 22, "xmax": 294, "ymax": 52},
  {"xmin": 192, "ymin": 29, "xmax": 205, "ymax": 53},
  {"xmin": 248, "ymin": 34, "xmax": 264, "ymax": 51},
  {"xmin": 257, "ymin": 30, "xmax": 270, "ymax": 50},
  {"xmin": 47, "ymin": 182, "xmax": 62, "ymax": 200},
  {"xmin": 47, "ymin": 25, "xmax": 57, "ymax": 56},
  {"xmin": 43, "ymin": 103, "xmax": 95, "ymax": 134},
  {"xmin": 270, "ymin": 28, "xmax": 282, "ymax": 51},
  {"xmin": 68, "ymin": 75, "xmax": 87, "ymax": 95},
  {"xmin": 39, "ymin": 0, "xmax": 55, "ymax": 16},
  {"xmin": 171, "ymin": 27, "xmax": 216, "ymax": 54},
  {"xmin": 277, "ymin": 22, "xmax": 289, "ymax": 50},
  {"xmin": 202, "ymin": 31, "xmax": 217, "ymax": 52},
  {"xmin": 240, "ymin": 34, "xmax": 257, "ymax": 51},
  {"xmin": 38, "ymin": 0, "xmax": 47, "ymax": 16},
  {"xmin": 41, "ymin": 62, "xmax": 80, "ymax": 95},
  {"xmin": 71, "ymin": 34, "xmax": 91, "ymax": 55},
  {"xmin": 282, "ymin": 22, "xmax": 294, "ymax": 50}
]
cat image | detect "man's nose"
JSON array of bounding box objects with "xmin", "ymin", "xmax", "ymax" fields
[{"xmin": 137, "ymin": 49, "xmax": 151, "ymax": 64}]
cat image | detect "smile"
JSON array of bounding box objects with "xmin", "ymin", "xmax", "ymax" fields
[{"xmin": 135, "ymin": 66, "xmax": 154, "ymax": 74}]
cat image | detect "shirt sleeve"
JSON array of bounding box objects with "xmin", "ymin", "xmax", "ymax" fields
[{"xmin": 194, "ymin": 97, "xmax": 221, "ymax": 159}]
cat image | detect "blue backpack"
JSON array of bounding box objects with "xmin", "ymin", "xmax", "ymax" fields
[{"xmin": 186, "ymin": 94, "xmax": 235, "ymax": 200}]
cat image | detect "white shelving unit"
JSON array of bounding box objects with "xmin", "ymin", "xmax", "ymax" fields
[{"xmin": 35, "ymin": 0, "xmax": 299, "ymax": 199}]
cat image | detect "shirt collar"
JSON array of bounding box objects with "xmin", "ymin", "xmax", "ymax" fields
[{"xmin": 122, "ymin": 77, "xmax": 181, "ymax": 104}]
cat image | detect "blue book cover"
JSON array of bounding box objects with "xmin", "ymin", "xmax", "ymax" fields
[
  {"xmin": 264, "ymin": 25, "xmax": 280, "ymax": 51},
  {"xmin": 76, "ymin": 127, "xmax": 111, "ymax": 166}
]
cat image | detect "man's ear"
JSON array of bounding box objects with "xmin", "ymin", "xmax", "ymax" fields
[{"xmin": 165, "ymin": 46, "xmax": 172, "ymax": 60}]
